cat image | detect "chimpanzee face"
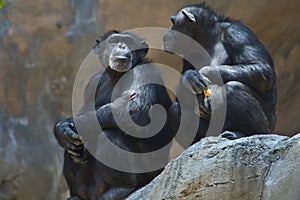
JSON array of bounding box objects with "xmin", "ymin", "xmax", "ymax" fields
[
  {"xmin": 170, "ymin": 8, "xmax": 198, "ymax": 37},
  {"xmin": 163, "ymin": 7, "xmax": 217, "ymax": 54},
  {"xmin": 94, "ymin": 33, "xmax": 148, "ymax": 72},
  {"xmin": 163, "ymin": 8, "xmax": 198, "ymax": 54}
]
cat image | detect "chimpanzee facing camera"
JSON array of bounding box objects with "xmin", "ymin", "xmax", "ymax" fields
[{"xmin": 54, "ymin": 30, "xmax": 173, "ymax": 200}]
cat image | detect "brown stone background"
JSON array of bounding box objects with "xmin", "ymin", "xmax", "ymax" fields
[{"xmin": 0, "ymin": 0, "xmax": 299, "ymax": 199}]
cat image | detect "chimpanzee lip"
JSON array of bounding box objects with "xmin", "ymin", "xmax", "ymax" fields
[
  {"xmin": 163, "ymin": 43, "xmax": 175, "ymax": 54},
  {"xmin": 164, "ymin": 49, "xmax": 174, "ymax": 54},
  {"xmin": 114, "ymin": 55, "xmax": 131, "ymax": 65},
  {"xmin": 114, "ymin": 63, "xmax": 131, "ymax": 72},
  {"xmin": 114, "ymin": 55, "xmax": 129, "ymax": 60}
]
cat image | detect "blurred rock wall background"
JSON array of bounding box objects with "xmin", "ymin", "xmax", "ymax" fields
[{"xmin": 0, "ymin": 0, "xmax": 299, "ymax": 199}]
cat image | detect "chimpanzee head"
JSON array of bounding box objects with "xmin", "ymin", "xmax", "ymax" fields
[
  {"xmin": 93, "ymin": 31, "xmax": 149, "ymax": 72},
  {"xmin": 163, "ymin": 4, "xmax": 219, "ymax": 53}
]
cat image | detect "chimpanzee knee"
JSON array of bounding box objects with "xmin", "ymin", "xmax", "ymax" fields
[{"xmin": 223, "ymin": 81, "xmax": 270, "ymax": 135}]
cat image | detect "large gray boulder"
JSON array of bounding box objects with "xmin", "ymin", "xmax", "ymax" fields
[{"xmin": 127, "ymin": 134, "xmax": 300, "ymax": 200}]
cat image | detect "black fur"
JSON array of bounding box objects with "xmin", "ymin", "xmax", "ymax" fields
[
  {"xmin": 54, "ymin": 31, "xmax": 173, "ymax": 199},
  {"xmin": 164, "ymin": 3, "xmax": 277, "ymax": 141}
]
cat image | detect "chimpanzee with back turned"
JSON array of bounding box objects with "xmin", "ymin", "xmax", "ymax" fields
[
  {"xmin": 54, "ymin": 30, "xmax": 173, "ymax": 200},
  {"xmin": 163, "ymin": 3, "xmax": 277, "ymax": 141}
]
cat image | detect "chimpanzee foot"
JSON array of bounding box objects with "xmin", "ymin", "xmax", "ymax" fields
[
  {"xmin": 221, "ymin": 131, "xmax": 247, "ymax": 140},
  {"xmin": 67, "ymin": 196, "xmax": 82, "ymax": 200},
  {"xmin": 99, "ymin": 187, "xmax": 135, "ymax": 200}
]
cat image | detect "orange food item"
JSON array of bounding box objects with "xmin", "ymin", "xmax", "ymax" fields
[{"xmin": 204, "ymin": 88, "xmax": 212, "ymax": 97}]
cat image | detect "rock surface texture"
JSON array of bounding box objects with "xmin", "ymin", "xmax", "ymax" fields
[{"xmin": 127, "ymin": 134, "xmax": 300, "ymax": 200}]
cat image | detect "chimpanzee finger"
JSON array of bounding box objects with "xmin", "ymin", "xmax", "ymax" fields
[
  {"xmin": 73, "ymin": 140, "xmax": 83, "ymax": 146},
  {"xmin": 192, "ymin": 75, "xmax": 209, "ymax": 92},
  {"xmin": 195, "ymin": 94, "xmax": 211, "ymax": 119},
  {"xmin": 182, "ymin": 77, "xmax": 199, "ymax": 94},
  {"xmin": 199, "ymin": 74, "xmax": 211, "ymax": 88},
  {"xmin": 183, "ymin": 70, "xmax": 210, "ymax": 94},
  {"xmin": 64, "ymin": 136, "xmax": 83, "ymax": 148},
  {"xmin": 199, "ymin": 100, "xmax": 211, "ymax": 114},
  {"xmin": 71, "ymin": 155, "xmax": 88, "ymax": 164},
  {"xmin": 64, "ymin": 134, "xmax": 82, "ymax": 146},
  {"xmin": 190, "ymin": 81, "xmax": 203, "ymax": 94},
  {"xmin": 63, "ymin": 128, "xmax": 83, "ymax": 146},
  {"xmin": 65, "ymin": 129, "xmax": 82, "ymax": 140},
  {"xmin": 195, "ymin": 72, "xmax": 211, "ymax": 89},
  {"xmin": 64, "ymin": 141, "xmax": 83, "ymax": 151},
  {"xmin": 63, "ymin": 137, "xmax": 82, "ymax": 149},
  {"xmin": 67, "ymin": 149, "xmax": 81, "ymax": 157}
]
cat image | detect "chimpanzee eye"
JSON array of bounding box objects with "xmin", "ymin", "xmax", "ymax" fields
[{"xmin": 109, "ymin": 36, "xmax": 120, "ymax": 44}]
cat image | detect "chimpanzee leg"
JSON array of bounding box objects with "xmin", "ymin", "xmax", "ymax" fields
[
  {"xmin": 93, "ymin": 129, "xmax": 138, "ymax": 199},
  {"xmin": 99, "ymin": 187, "xmax": 135, "ymax": 200},
  {"xmin": 168, "ymin": 102, "xmax": 209, "ymax": 146},
  {"xmin": 67, "ymin": 196, "xmax": 82, "ymax": 200},
  {"xmin": 221, "ymin": 81, "xmax": 270, "ymax": 140},
  {"xmin": 63, "ymin": 149, "xmax": 98, "ymax": 200},
  {"xmin": 63, "ymin": 151, "xmax": 78, "ymax": 198}
]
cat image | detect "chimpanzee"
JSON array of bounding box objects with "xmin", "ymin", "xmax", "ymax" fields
[
  {"xmin": 163, "ymin": 3, "xmax": 277, "ymax": 141},
  {"xmin": 54, "ymin": 30, "xmax": 173, "ymax": 200}
]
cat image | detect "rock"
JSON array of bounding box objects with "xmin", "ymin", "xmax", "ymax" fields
[{"xmin": 127, "ymin": 134, "xmax": 300, "ymax": 200}]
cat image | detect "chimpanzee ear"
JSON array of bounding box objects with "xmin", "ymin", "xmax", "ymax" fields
[
  {"xmin": 182, "ymin": 10, "xmax": 196, "ymax": 24},
  {"xmin": 138, "ymin": 40, "xmax": 149, "ymax": 58},
  {"xmin": 95, "ymin": 37, "xmax": 102, "ymax": 44},
  {"xmin": 93, "ymin": 36, "xmax": 104, "ymax": 49}
]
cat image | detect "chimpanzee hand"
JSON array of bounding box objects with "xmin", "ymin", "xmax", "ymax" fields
[
  {"xmin": 195, "ymin": 93, "xmax": 211, "ymax": 119},
  {"xmin": 199, "ymin": 66, "xmax": 220, "ymax": 81},
  {"xmin": 182, "ymin": 69, "xmax": 212, "ymax": 119},
  {"xmin": 54, "ymin": 119, "xmax": 84, "ymax": 157},
  {"xmin": 182, "ymin": 69, "xmax": 211, "ymax": 94}
]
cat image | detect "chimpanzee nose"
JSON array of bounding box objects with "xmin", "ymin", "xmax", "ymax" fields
[{"xmin": 119, "ymin": 44, "xmax": 126, "ymax": 49}]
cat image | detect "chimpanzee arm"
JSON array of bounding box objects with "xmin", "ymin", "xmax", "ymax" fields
[
  {"xmin": 201, "ymin": 63, "xmax": 275, "ymax": 93},
  {"xmin": 77, "ymin": 96, "xmax": 131, "ymax": 130},
  {"xmin": 201, "ymin": 22, "xmax": 276, "ymax": 93},
  {"xmin": 78, "ymin": 73, "xmax": 121, "ymax": 129},
  {"xmin": 95, "ymin": 103, "xmax": 118, "ymax": 129},
  {"xmin": 74, "ymin": 104, "xmax": 121, "ymax": 130}
]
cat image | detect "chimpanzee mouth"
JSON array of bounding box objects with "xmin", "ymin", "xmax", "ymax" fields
[
  {"xmin": 116, "ymin": 63, "xmax": 129, "ymax": 71},
  {"xmin": 162, "ymin": 43, "xmax": 175, "ymax": 54},
  {"xmin": 115, "ymin": 59, "xmax": 130, "ymax": 66},
  {"xmin": 113, "ymin": 56, "xmax": 131, "ymax": 72},
  {"xmin": 164, "ymin": 49, "xmax": 174, "ymax": 54},
  {"xmin": 115, "ymin": 55, "xmax": 129, "ymax": 59}
]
